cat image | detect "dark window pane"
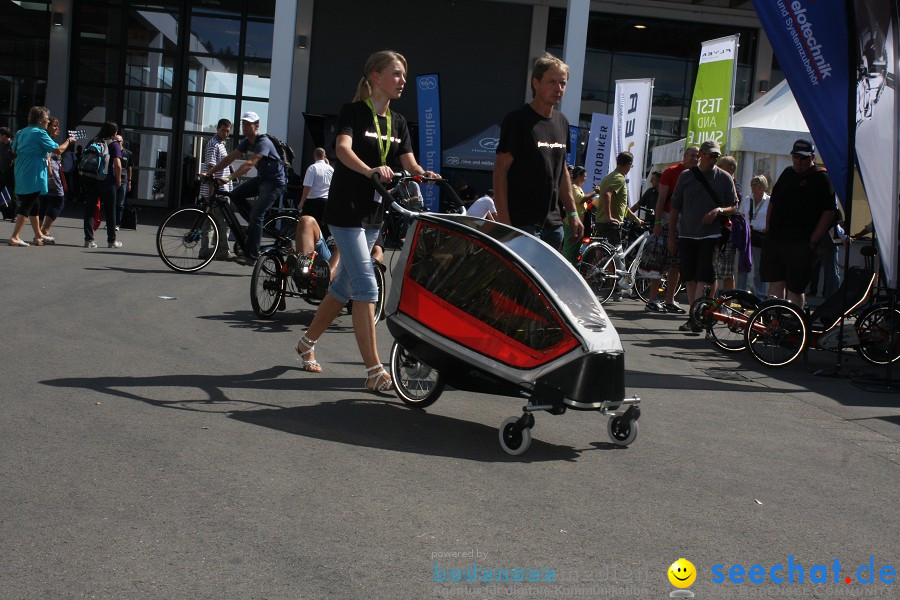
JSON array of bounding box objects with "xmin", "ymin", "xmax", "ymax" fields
[
  {"xmin": 245, "ymin": 21, "xmax": 273, "ymax": 59},
  {"xmin": 246, "ymin": 0, "xmax": 276, "ymax": 18},
  {"xmin": 74, "ymin": 85, "xmax": 117, "ymax": 126},
  {"xmin": 0, "ymin": 77, "xmax": 47, "ymax": 129},
  {"xmin": 189, "ymin": 16, "xmax": 241, "ymax": 57},
  {"xmin": 187, "ymin": 55, "xmax": 239, "ymax": 94},
  {"xmin": 77, "ymin": 5, "xmax": 123, "ymax": 43},
  {"xmin": 125, "ymin": 50, "xmax": 175, "ymax": 89},
  {"xmin": 0, "ymin": 37, "xmax": 49, "ymax": 78},
  {"xmin": 127, "ymin": 9, "xmax": 179, "ymax": 52},
  {"xmin": 77, "ymin": 46, "xmax": 121, "ymax": 86},
  {"xmin": 129, "ymin": 1, "xmax": 181, "ymax": 9},
  {"xmin": 191, "ymin": 0, "xmax": 244, "ymax": 17}
]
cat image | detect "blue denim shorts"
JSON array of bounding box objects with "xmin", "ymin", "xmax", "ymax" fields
[{"xmin": 328, "ymin": 225, "xmax": 381, "ymax": 303}]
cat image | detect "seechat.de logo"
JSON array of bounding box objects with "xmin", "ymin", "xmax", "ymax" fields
[
  {"xmin": 418, "ymin": 76, "xmax": 438, "ymax": 90},
  {"xmin": 479, "ymin": 137, "xmax": 499, "ymax": 151}
]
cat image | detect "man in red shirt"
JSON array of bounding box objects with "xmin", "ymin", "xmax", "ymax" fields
[{"xmin": 644, "ymin": 145, "xmax": 700, "ymax": 313}]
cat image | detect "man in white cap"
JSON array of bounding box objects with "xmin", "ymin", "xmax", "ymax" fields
[
  {"xmin": 206, "ymin": 111, "xmax": 287, "ymax": 265},
  {"xmin": 668, "ymin": 139, "xmax": 738, "ymax": 332}
]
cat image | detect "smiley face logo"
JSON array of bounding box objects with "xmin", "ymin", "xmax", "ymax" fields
[{"xmin": 668, "ymin": 558, "xmax": 697, "ymax": 588}]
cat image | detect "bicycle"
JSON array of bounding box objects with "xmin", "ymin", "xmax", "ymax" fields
[
  {"xmin": 249, "ymin": 211, "xmax": 386, "ymax": 321},
  {"xmin": 577, "ymin": 220, "xmax": 664, "ymax": 304},
  {"xmin": 156, "ymin": 176, "xmax": 296, "ymax": 273}
]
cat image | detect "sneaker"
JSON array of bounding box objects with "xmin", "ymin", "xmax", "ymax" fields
[
  {"xmin": 234, "ymin": 255, "xmax": 256, "ymax": 266},
  {"xmin": 84, "ymin": 240, "xmax": 97, "ymax": 248},
  {"xmin": 612, "ymin": 292, "xmax": 624, "ymax": 302},
  {"xmin": 219, "ymin": 251, "xmax": 238, "ymax": 262},
  {"xmin": 108, "ymin": 241, "xmax": 123, "ymax": 248},
  {"xmin": 664, "ymin": 301, "xmax": 686, "ymax": 314},
  {"xmin": 678, "ymin": 319, "xmax": 703, "ymax": 333},
  {"xmin": 645, "ymin": 300, "xmax": 666, "ymax": 313},
  {"xmin": 114, "ymin": 226, "xmax": 120, "ymax": 231}
]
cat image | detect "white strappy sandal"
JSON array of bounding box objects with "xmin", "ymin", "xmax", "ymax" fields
[
  {"xmin": 295, "ymin": 334, "xmax": 322, "ymax": 373},
  {"xmin": 365, "ymin": 364, "xmax": 394, "ymax": 394}
]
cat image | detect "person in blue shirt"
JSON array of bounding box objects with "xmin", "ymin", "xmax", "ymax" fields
[
  {"xmin": 8, "ymin": 106, "xmax": 76, "ymax": 247},
  {"xmin": 205, "ymin": 111, "xmax": 287, "ymax": 265}
]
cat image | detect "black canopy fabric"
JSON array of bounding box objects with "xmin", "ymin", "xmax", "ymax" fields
[{"xmin": 441, "ymin": 125, "xmax": 501, "ymax": 171}]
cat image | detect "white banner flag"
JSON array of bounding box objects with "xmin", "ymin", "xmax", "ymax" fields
[
  {"xmin": 610, "ymin": 78, "xmax": 654, "ymax": 208},
  {"xmin": 583, "ymin": 113, "xmax": 614, "ymax": 194}
]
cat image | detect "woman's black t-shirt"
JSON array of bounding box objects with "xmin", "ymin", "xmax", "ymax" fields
[{"xmin": 325, "ymin": 101, "xmax": 413, "ymax": 228}]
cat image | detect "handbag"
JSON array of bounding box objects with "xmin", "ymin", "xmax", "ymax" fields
[{"xmin": 690, "ymin": 166, "xmax": 732, "ymax": 246}]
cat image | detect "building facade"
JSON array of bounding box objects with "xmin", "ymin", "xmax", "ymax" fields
[{"xmin": 1, "ymin": 0, "xmax": 769, "ymax": 207}]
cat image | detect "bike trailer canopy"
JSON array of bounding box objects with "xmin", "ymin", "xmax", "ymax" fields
[{"xmin": 387, "ymin": 214, "xmax": 621, "ymax": 371}]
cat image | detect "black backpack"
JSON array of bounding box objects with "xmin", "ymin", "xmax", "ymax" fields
[{"xmin": 260, "ymin": 134, "xmax": 295, "ymax": 177}]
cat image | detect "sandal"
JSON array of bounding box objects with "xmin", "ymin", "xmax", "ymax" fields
[
  {"xmin": 295, "ymin": 334, "xmax": 322, "ymax": 373},
  {"xmin": 365, "ymin": 364, "xmax": 394, "ymax": 394},
  {"xmin": 32, "ymin": 237, "xmax": 44, "ymax": 246}
]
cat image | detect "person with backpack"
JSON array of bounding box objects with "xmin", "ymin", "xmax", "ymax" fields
[
  {"xmin": 8, "ymin": 106, "xmax": 76, "ymax": 247},
  {"xmin": 204, "ymin": 111, "xmax": 287, "ymax": 266},
  {"xmin": 80, "ymin": 121, "xmax": 123, "ymax": 248}
]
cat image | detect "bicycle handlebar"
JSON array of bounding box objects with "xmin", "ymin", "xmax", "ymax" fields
[{"xmin": 370, "ymin": 171, "xmax": 464, "ymax": 217}]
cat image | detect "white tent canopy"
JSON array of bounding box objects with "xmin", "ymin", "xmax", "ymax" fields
[{"xmin": 649, "ymin": 79, "xmax": 811, "ymax": 195}]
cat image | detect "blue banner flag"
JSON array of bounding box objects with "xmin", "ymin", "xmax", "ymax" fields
[
  {"xmin": 751, "ymin": 0, "xmax": 851, "ymax": 207},
  {"xmin": 416, "ymin": 74, "xmax": 441, "ymax": 212}
]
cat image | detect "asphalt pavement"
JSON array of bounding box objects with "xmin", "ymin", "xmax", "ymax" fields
[{"xmin": 1, "ymin": 206, "xmax": 898, "ymax": 600}]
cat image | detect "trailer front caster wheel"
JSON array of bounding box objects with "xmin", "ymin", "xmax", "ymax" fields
[
  {"xmin": 499, "ymin": 416, "xmax": 532, "ymax": 456},
  {"xmin": 607, "ymin": 417, "xmax": 638, "ymax": 446}
]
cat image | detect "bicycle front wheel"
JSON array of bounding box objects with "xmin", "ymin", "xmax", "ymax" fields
[
  {"xmin": 708, "ymin": 290, "xmax": 760, "ymax": 352},
  {"xmin": 157, "ymin": 207, "xmax": 218, "ymax": 273},
  {"xmin": 250, "ymin": 252, "xmax": 286, "ymax": 319},
  {"xmin": 855, "ymin": 305, "xmax": 900, "ymax": 365},
  {"xmin": 745, "ymin": 301, "xmax": 807, "ymax": 367},
  {"xmin": 262, "ymin": 214, "xmax": 298, "ymax": 246},
  {"xmin": 578, "ymin": 243, "xmax": 617, "ymax": 303}
]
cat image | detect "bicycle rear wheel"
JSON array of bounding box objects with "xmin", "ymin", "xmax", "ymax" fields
[
  {"xmin": 745, "ymin": 301, "xmax": 807, "ymax": 367},
  {"xmin": 250, "ymin": 252, "xmax": 286, "ymax": 319},
  {"xmin": 707, "ymin": 290, "xmax": 760, "ymax": 352},
  {"xmin": 578, "ymin": 243, "xmax": 617, "ymax": 303},
  {"xmin": 157, "ymin": 207, "xmax": 218, "ymax": 273},
  {"xmin": 373, "ymin": 261, "xmax": 386, "ymax": 322},
  {"xmin": 855, "ymin": 305, "xmax": 900, "ymax": 365}
]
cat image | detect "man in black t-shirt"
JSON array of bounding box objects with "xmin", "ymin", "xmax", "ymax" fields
[
  {"xmin": 493, "ymin": 53, "xmax": 583, "ymax": 250},
  {"xmin": 760, "ymin": 139, "xmax": 836, "ymax": 304}
]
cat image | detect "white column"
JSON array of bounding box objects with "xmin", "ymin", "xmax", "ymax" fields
[
  {"xmin": 46, "ymin": 0, "xmax": 72, "ymax": 124},
  {"xmin": 560, "ymin": 0, "xmax": 590, "ymax": 126},
  {"xmin": 525, "ymin": 5, "xmax": 550, "ymax": 102},
  {"xmin": 268, "ymin": 0, "xmax": 299, "ymax": 142}
]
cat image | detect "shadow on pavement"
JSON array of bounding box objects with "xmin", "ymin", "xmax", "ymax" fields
[{"xmin": 40, "ymin": 366, "xmax": 603, "ymax": 462}]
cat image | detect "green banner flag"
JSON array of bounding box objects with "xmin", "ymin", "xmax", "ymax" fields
[{"xmin": 686, "ymin": 35, "xmax": 739, "ymax": 150}]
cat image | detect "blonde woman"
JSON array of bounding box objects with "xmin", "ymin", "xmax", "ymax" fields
[{"xmin": 295, "ymin": 50, "xmax": 439, "ymax": 393}]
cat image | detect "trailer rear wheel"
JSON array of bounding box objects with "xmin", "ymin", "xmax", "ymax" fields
[
  {"xmin": 499, "ymin": 416, "xmax": 532, "ymax": 456},
  {"xmin": 390, "ymin": 342, "xmax": 444, "ymax": 408}
]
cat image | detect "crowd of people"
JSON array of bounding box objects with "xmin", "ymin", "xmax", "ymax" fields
[
  {"xmin": 1, "ymin": 48, "xmax": 866, "ymax": 395},
  {"xmin": 1, "ymin": 108, "xmax": 133, "ymax": 248}
]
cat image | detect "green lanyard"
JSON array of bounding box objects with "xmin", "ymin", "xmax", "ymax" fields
[{"xmin": 365, "ymin": 98, "xmax": 392, "ymax": 166}]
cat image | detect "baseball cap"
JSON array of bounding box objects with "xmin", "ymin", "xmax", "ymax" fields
[
  {"xmin": 791, "ymin": 138, "xmax": 815, "ymax": 156},
  {"xmin": 240, "ymin": 111, "xmax": 260, "ymax": 123},
  {"xmin": 699, "ymin": 139, "xmax": 721, "ymax": 155}
]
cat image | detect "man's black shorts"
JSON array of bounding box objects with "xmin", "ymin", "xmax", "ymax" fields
[
  {"xmin": 760, "ymin": 238, "xmax": 815, "ymax": 294},
  {"xmin": 678, "ymin": 237, "xmax": 718, "ymax": 284}
]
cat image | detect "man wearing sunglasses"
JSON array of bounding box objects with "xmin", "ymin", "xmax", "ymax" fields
[{"xmin": 760, "ymin": 139, "xmax": 836, "ymax": 306}]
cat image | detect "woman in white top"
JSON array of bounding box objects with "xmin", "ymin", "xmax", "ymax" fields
[{"xmin": 737, "ymin": 174, "xmax": 770, "ymax": 296}]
